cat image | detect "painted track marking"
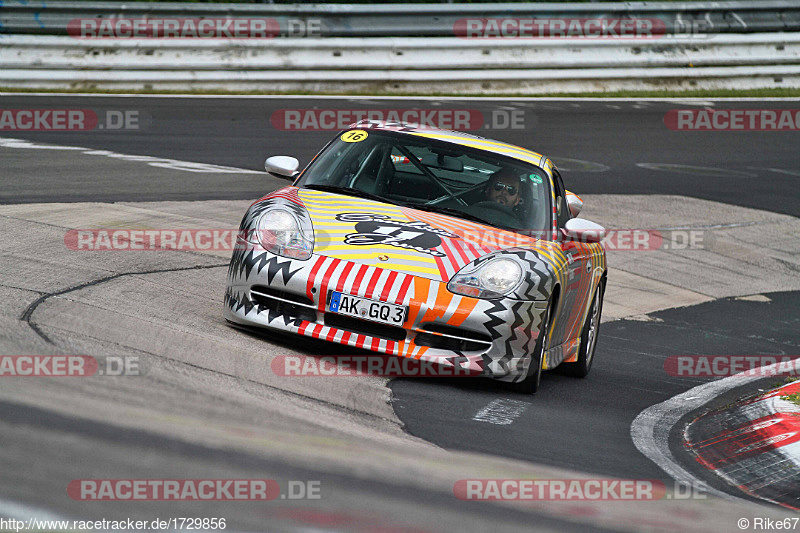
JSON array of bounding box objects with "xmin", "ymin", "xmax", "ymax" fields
[
  {"xmin": 0, "ymin": 136, "xmax": 260, "ymax": 174},
  {"xmin": 473, "ymin": 399, "xmax": 529, "ymax": 425}
]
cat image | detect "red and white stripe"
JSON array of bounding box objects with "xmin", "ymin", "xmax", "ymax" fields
[{"xmin": 266, "ymin": 186, "xmax": 304, "ymax": 206}]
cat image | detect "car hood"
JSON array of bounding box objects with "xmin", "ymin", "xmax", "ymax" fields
[{"xmin": 273, "ymin": 187, "xmax": 562, "ymax": 283}]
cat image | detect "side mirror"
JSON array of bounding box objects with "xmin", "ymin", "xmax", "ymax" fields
[
  {"xmin": 565, "ymin": 191, "xmax": 583, "ymax": 217},
  {"xmin": 265, "ymin": 156, "xmax": 299, "ymax": 179},
  {"xmin": 564, "ymin": 218, "xmax": 606, "ymax": 243}
]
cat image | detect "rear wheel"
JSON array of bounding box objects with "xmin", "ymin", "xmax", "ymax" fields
[
  {"xmin": 510, "ymin": 299, "xmax": 552, "ymax": 394},
  {"xmin": 560, "ymin": 281, "xmax": 604, "ymax": 378}
]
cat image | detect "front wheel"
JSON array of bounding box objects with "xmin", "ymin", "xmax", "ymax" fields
[
  {"xmin": 560, "ymin": 281, "xmax": 604, "ymax": 378},
  {"xmin": 510, "ymin": 299, "xmax": 552, "ymax": 394}
]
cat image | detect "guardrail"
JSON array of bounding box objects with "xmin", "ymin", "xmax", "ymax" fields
[
  {"xmin": 4, "ymin": 33, "xmax": 799, "ymax": 71},
  {"xmin": 1, "ymin": 1, "xmax": 798, "ymax": 94},
  {"xmin": 2, "ymin": 0, "xmax": 800, "ymax": 36},
  {"xmin": 1, "ymin": 33, "xmax": 798, "ymax": 93}
]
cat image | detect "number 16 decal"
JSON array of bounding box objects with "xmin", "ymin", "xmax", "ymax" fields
[{"xmin": 341, "ymin": 130, "xmax": 368, "ymax": 143}]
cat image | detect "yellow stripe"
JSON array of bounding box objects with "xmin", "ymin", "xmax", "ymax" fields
[
  {"xmin": 304, "ymin": 198, "xmax": 398, "ymax": 208},
  {"xmin": 300, "ymin": 191, "xmax": 402, "ymax": 208},
  {"xmin": 409, "ymin": 131, "xmax": 542, "ymax": 157},
  {"xmin": 305, "ymin": 222, "xmax": 374, "ymax": 228},
  {"xmin": 314, "ymin": 244, "xmax": 437, "ymax": 259},
  {"xmin": 304, "ymin": 199, "xmax": 397, "ymax": 206},
  {"xmin": 305, "ymin": 205, "xmax": 404, "ymax": 215},
  {"xmin": 407, "ymin": 132, "xmax": 543, "ymax": 163},
  {"xmin": 375, "ymin": 263, "xmax": 440, "ymax": 276},
  {"xmin": 532, "ymin": 246, "xmax": 568, "ymax": 271},
  {"xmin": 306, "ymin": 209, "xmax": 404, "ymax": 219},
  {"xmin": 304, "ymin": 203, "xmax": 400, "ymax": 212}
]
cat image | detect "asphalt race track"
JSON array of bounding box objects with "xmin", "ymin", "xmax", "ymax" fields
[
  {"xmin": 1, "ymin": 94, "xmax": 800, "ymax": 532},
  {"xmin": 1, "ymin": 95, "xmax": 799, "ymax": 216},
  {"xmin": 391, "ymin": 291, "xmax": 800, "ymax": 497}
]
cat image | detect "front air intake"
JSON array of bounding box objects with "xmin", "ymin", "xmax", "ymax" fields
[
  {"xmin": 414, "ymin": 323, "xmax": 492, "ymax": 352},
  {"xmin": 250, "ymin": 286, "xmax": 316, "ymax": 323}
]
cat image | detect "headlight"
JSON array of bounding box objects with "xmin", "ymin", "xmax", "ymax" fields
[
  {"xmin": 448, "ymin": 258, "xmax": 523, "ymax": 299},
  {"xmin": 254, "ymin": 209, "xmax": 313, "ymax": 260}
]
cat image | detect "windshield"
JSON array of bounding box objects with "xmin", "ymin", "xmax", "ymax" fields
[{"xmin": 296, "ymin": 129, "xmax": 551, "ymax": 233}]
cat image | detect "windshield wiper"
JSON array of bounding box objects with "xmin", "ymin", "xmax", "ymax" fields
[
  {"xmin": 405, "ymin": 203, "xmax": 504, "ymax": 228},
  {"xmin": 303, "ymin": 184, "xmax": 389, "ymax": 204}
]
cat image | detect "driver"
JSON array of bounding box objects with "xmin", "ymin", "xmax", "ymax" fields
[{"xmin": 484, "ymin": 169, "xmax": 521, "ymax": 208}]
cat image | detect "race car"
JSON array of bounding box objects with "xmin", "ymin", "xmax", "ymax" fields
[{"xmin": 224, "ymin": 120, "xmax": 607, "ymax": 393}]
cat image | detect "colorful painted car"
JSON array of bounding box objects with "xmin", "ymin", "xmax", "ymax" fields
[{"xmin": 224, "ymin": 120, "xmax": 607, "ymax": 393}]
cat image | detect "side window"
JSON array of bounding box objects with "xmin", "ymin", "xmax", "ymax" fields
[{"xmin": 552, "ymin": 169, "xmax": 571, "ymax": 228}]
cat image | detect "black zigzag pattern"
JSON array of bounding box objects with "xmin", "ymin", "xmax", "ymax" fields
[
  {"xmin": 482, "ymin": 299, "xmax": 507, "ymax": 342},
  {"xmin": 225, "ymin": 287, "xmax": 255, "ymax": 316},
  {"xmin": 508, "ymin": 249, "xmax": 554, "ymax": 301},
  {"xmin": 228, "ymin": 249, "xmax": 301, "ymax": 284}
]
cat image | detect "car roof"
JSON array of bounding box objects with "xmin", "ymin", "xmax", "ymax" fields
[{"xmin": 349, "ymin": 120, "xmax": 549, "ymax": 168}]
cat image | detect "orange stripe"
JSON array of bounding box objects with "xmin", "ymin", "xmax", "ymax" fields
[
  {"xmin": 406, "ymin": 277, "xmax": 430, "ymax": 328},
  {"xmin": 448, "ymin": 295, "xmax": 479, "ymax": 327}
]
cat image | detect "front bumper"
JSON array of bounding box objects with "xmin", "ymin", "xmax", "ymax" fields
[{"xmin": 224, "ymin": 247, "xmax": 548, "ymax": 382}]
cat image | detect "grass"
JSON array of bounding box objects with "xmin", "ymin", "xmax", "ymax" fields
[
  {"xmin": 779, "ymin": 376, "xmax": 800, "ymax": 406},
  {"xmin": 2, "ymin": 87, "xmax": 799, "ymax": 98},
  {"xmin": 774, "ymin": 376, "xmax": 800, "ymax": 388},
  {"xmin": 781, "ymin": 392, "xmax": 800, "ymax": 407}
]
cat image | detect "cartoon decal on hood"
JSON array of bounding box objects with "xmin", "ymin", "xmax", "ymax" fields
[
  {"xmin": 294, "ymin": 188, "xmax": 562, "ymax": 282},
  {"xmin": 335, "ymin": 213, "xmax": 459, "ymax": 257}
]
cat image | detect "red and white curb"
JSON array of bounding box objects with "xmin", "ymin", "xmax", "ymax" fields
[
  {"xmin": 631, "ymin": 357, "xmax": 800, "ymax": 506},
  {"xmin": 685, "ymin": 381, "xmax": 800, "ymax": 510}
]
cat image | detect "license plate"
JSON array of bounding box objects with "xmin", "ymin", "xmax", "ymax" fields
[{"xmin": 328, "ymin": 291, "xmax": 407, "ymax": 327}]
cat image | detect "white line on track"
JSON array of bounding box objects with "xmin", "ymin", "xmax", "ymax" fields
[
  {"xmin": 472, "ymin": 398, "xmax": 529, "ymax": 425},
  {"xmin": 749, "ymin": 167, "xmax": 800, "ymax": 177},
  {"xmin": 0, "ymin": 136, "xmax": 261, "ymax": 175},
  {"xmin": 635, "ymin": 163, "xmax": 756, "ymax": 178},
  {"xmin": 630, "ymin": 356, "xmax": 800, "ymax": 502}
]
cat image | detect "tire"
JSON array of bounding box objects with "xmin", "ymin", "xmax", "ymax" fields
[
  {"xmin": 510, "ymin": 299, "xmax": 552, "ymax": 394},
  {"xmin": 560, "ymin": 281, "xmax": 604, "ymax": 378}
]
